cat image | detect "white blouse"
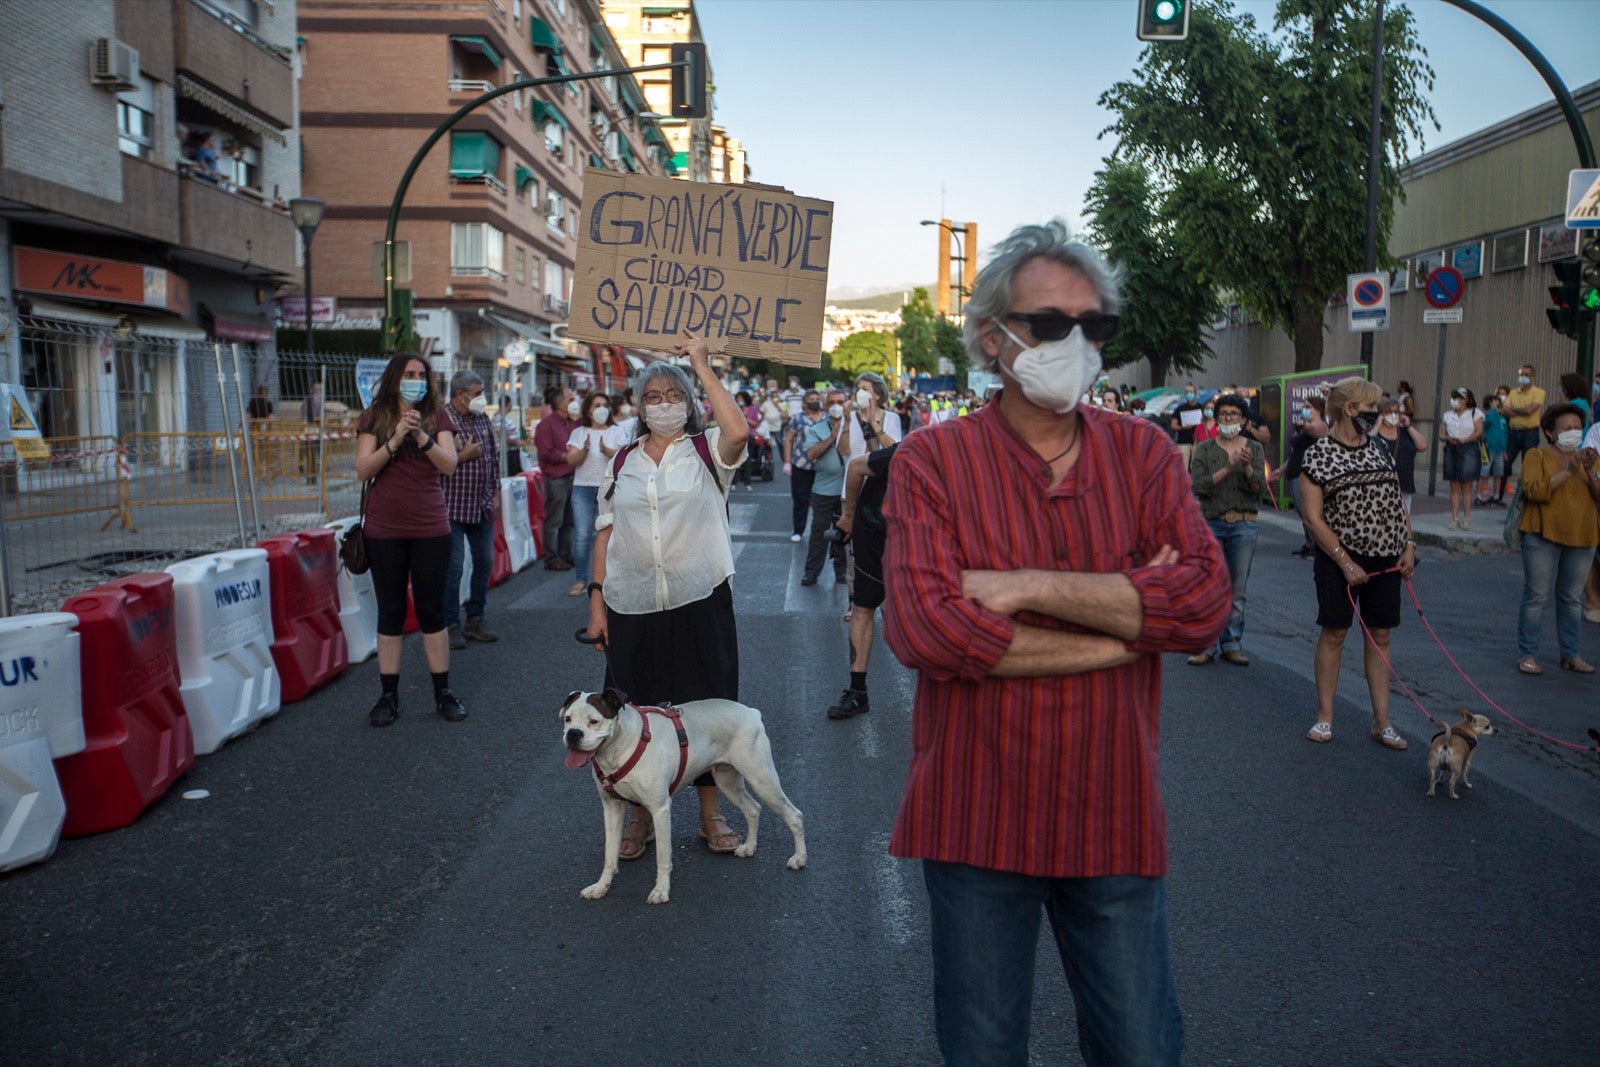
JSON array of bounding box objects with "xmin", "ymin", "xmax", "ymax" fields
[
  {"xmin": 596, "ymin": 426, "xmax": 740, "ymax": 615},
  {"xmin": 1442, "ymin": 407, "xmax": 1482, "ymax": 444},
  {"xmin": 846, "ymin": 409, "xmax": 903, "ymax": 459},
  {"xmin": 567, "ymin": 424, "xmax": 628, "ymax": 487}
]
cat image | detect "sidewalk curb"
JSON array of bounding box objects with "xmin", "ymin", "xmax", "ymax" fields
[{"xmin": 1254, "ymin": 508, "xmax": 1512, "ymax": 556}]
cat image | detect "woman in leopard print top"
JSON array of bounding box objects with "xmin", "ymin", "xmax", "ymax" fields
[{"xmin": 1296, "ymin": 377, "xmax": 1416, "ymax": 751}]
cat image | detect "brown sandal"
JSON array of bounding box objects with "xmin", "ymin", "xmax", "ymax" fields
[
  {"xmin": 619, "ymin": 812, "xmax": 654, "ymax": 861},
  {"xmin": 698, "ymin": 814, "xmax": 741, "ymax": 854},
  {"xmin": 1518, "ymin": 657, "xmax": 1543, "ymax": 676},
  {"xmin": 1561, "ymin": 657, "xmax": 1596, "ymax": 674}
]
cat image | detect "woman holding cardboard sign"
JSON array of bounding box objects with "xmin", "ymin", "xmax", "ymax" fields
[{"xmin": 584, "ymin": 330, "xmax": 750, "ymax": 859}]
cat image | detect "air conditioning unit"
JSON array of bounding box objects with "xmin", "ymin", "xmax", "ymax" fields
[{"xmin": 89, "ymin": 38, "xmax": 139, "ymax": 90}]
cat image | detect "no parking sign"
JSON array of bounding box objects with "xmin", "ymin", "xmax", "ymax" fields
[{"xmin": 1346, "ymin": 272, "xmax": 1389, "ymax": 332}]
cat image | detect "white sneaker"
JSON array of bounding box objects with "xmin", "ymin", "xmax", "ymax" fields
[{"xmin": 790, "ymin": 533, "xmax": 802, "ymax": 542}]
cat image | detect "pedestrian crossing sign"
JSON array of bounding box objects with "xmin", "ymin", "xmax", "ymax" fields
[{"xmin": 1566, "ymin": 169, "xmax": 1600, "ymax": 230}]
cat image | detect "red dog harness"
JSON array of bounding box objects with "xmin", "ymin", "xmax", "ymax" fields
[{"xmin": 593, "ymin": 703, "xmax": 690, "ymax": 800}]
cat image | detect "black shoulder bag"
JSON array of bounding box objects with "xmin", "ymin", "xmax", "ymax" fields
[{"xmin": 340, "ymin": 479, "xmax": 374, "ymax": 575}]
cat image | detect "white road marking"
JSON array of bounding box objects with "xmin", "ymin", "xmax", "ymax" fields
[
  {"xmin": 873, "ymin": 831, "xmax": 915, "ymax": 945},
  {"xmin": 858, "ymin": 715, "xmax": 881, "ymax": 758}
]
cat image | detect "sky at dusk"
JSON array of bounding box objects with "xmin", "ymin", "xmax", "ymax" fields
[{"xmin": 693, "ymin": 0, "xmax": 1600, "ymax": 297}]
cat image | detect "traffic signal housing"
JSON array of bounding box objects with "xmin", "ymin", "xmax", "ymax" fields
[
  {"xmin": 1137, "ymin": 0, "xmax": 1190, "ymax": 41},
  {"xmin": 1548, "ymin": 260, "xmax": 1580, "ymax": 339},
  {"xmin": 1582, "ymin": 237, "xmax": 1600, "ymax": 314},
  {"xmin": 670, "ymin": 42, "xmax": 707, "ymax": 119}
]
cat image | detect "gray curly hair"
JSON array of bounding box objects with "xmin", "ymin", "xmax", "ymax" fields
[
  {"xmin": 629, "ymin": 362, "xmax": 703, "ymax": 440},
  {"xmin": 962, "ymin": 219, "xmax": 1122, "ymax": 372}
]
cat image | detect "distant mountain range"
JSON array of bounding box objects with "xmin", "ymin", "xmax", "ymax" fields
[{"xmin": 827, "ymin": 285, "xmax": 932, "ymax": 311}]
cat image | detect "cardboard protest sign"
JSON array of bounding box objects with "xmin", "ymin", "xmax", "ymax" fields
[{"xmin": 568, "ymin": 170, "xmax": 832, "ymax": 366}]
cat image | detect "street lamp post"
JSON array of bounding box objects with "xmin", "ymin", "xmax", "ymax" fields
[
  {"xmin": 920, "ymin": 219, "xmax": 972, "ymax": 312},
  {"xmin": 289, "ymin": 197, "xmax": 326, "ymax": 358}
]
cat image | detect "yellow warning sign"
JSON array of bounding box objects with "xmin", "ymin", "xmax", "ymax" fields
[{"xmin": 10, "ymin": 395, "xmax": 36, "ymax": 432}]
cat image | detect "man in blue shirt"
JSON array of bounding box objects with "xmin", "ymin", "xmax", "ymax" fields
[{"xmin": 800, "ymin": 388, "xmax": 849, "ymax": 586}]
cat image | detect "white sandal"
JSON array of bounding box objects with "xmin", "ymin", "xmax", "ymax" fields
[{"xmin": 1306, "ymin": 721, "xmax": 1333, "ymax": 743}]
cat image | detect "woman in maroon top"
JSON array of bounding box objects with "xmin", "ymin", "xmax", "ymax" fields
[{"xmin": 354, "ymin": 354, "xmax": 462, "ymax": 727}]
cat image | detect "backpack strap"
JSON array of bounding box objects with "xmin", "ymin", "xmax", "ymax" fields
[
  {"xmin": 603, "ymin": 440, "xmax": 640, "ymax": 502},
  {"xmin": 601, "ymin": 433, "xmax": 727, "ymax": 516},
  {"xmin": 691, "ymin": 432, "xmax": 730, "ymax": 517}
]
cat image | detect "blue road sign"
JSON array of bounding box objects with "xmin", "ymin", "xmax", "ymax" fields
[
  {"xmin": 1425, "ymin": 266, "xmax": 1464, "ymax": 309},
  {"xmin": 1567, "ymin": 169, "xmax": 1600, "ymax": 230}
]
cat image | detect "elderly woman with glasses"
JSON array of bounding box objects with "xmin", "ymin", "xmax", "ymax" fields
[{"xmin": 582, "ymin": 330, "xmax": 749, "ymax": 861}]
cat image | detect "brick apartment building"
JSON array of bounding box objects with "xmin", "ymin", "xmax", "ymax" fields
[
  {"xmin": 0, "ymin": 0, "xmax": 300, "ymax": 447},
  {"xmin": 296, "ymin": 0, "xmax": 684, "ymax": 396}
]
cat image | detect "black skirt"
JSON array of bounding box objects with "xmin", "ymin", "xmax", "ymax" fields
[{"xmin": 604, "ymin": 579, "xmax": 739, "ymax": 708}]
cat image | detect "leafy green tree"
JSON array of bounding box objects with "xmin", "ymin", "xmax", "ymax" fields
[
  {"xmin": 935, "ymin": 316, "xmax": 968, "ymax": 384},
  {"xmin": 895, "ymin": 288, "xmax": 941, "ymax": 375},
  {"xmin": 1084, "ymin": 161, "xmax": 1219, "ymax": 386},
  {"xmin": 1099, "ymin": 0, "xmax": 1435, "ymax": 372},
  {"xmin": 830, "ymin": 330, "xmax": 895, "ymax": 378}
]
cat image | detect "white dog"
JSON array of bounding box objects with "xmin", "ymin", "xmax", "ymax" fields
[{"xmin": 560, "ymin": 688, "xmax": 807, "ymax": 904}]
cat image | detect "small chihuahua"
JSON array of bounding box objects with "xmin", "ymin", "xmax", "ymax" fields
[{"xmin": 1427, "ymin": 707, "xmax": 1494, "ymax": 800}]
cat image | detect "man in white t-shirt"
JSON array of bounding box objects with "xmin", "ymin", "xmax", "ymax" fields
[{"xmin": 781, "ymin": 375, "xmax": 807, "ymax": 418}]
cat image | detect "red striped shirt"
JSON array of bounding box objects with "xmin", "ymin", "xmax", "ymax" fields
[{"xmin": 882, "ymin": 401, "xmax": 1231, "ymax": 878}]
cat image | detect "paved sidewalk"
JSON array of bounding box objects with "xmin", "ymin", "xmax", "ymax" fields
[{"xmin": 1259, "ymin": 488, "xmax": 1511, "ymax": 555}]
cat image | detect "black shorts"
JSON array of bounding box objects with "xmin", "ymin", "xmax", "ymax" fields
[
  {"xmin": 1313, "ymin": 547, "xmax": 1402, "ymax": 631},
  {"xmin": 848, "ymin": 527, "xmax": 886, "ymax": 610}
]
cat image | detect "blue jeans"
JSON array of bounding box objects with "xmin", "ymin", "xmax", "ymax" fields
[
  {"xmin": 571, "ymin": 484, "xmax": 600, "ymax": 585},
  {"xmin": 444, "ymin": 517, "xmax": 495, "ymax": 627},
  {"xmin": 922, "ymin": 861, "xmax": 1183, "ymax": 1067},
  {"xmin": 1205, "ymin": 519, "xmax": 1257, "ymax": 655},
  {"xmin": 1518, "ymin": 532, "xmax": 1589, "ymax": 659}
]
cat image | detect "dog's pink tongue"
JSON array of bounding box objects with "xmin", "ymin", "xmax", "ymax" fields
[{"xmin": 564, "ymin": 750, "xmax": 592, "ymax": 770}]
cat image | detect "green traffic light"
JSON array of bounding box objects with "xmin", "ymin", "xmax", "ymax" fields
[
  {"xmin": 1154, "ymin": 0, "xmax": 1182, "ymax": 21},
  {"xmin": 1583, "ymin": 289, "xmax": 1600, "ymax": 311}
]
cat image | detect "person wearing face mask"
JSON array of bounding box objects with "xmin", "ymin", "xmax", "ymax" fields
[
  {"xmin": 534, "ymin": 385, "xmax": 580, "ymax": 572},
  {"xmin": 1441, "ymin": 387, "xmax": 1484, "ymax": 530},
  {"xmin": 1284, "ymin": 396, "xmax": 1329, "ymax": 558},
  {"xmin": 1513, "ymin": 404, "xmax": 1600, "ymax": 675},
  {"xmin": 881, "ymin": 221, "xmax": 1230, "ymax": 1067},
  {"xmin": 584, "ymin": 333, "xmax": 750, "ymax": 860},
  {"xmin": 565, "ymin": 392, "xmax": 624, "ymax": 598},
  {"xmin": 1477, "ymin": 393, "xmax": 1510, "ymax": 508},
  {"xmin": 781, "ymin": 375, "xmax": 806, "ymax": 418},
  {"xmin": 1373, "ymin": 398, "xmax": 1427, "ymax": 515},
  {"xmin": 1500, "ymin": 364, "xmax": 1545, "ymax": 502},
  {"xmin": 800, "ymin": 388, "xmax": 851, "ymax": 585},
  {"xmin": 840, "ymin": 372, "xmax": 902, "ymax": 462},
  {"xmin": 354, "ymin": 353, "xmax": 462, "ymax": 727},
  {"xmin": 1298, "ymin": 376, "xmax": 1416, "ymax": 751},
  {"xmin": 1168, "ymin": 383, "xmax": 1204, "ymax": 466},
  {"xmin": 441, "ymin": 371, "xmax": 501, "ymax": 650},
  {"xmin": 782, "ymin": 390, "xmax": 826, "ymax": 542},
  {"xmin": 613, "ymin": 391, "xmax": 639, "ymax": 438},
  {"xmin": 1186, "ymin": 394, "xmax": 1266, "ymax": 667},
  {"xmin": 1193, "ymin": 402, "xmax": 1220, "ymax": 443}
]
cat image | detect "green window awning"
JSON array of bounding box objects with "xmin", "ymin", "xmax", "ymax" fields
[
  {"xmin": 550, "ymin": 52, "xmax": 572, "ymax": 79},
  {"xmin": 589, "ymin": 153, "xmax": 605, "ymax": 170},
  {"xmin": 450, "ymin": 35, "xmax": 502, "ymax": 68},
  {"xmin": 642, "ymin": 6, "xmax": 687, "ymax": 14},
  {"xmin": 621, "ymin": 78, "xmax": 646, "ymax": 115},
  {"xmin": 671, "ymin": 150, "xmax": 688, "ymax": 172},
  {"xmin": 529, "ymin": 17, "xmax": 560, "ymax": 53},
  {"xmin": 449, "ymin": 131, "xmax": 502, "ymax": 178},
  {"xmin": 618, "ymin": 139, "xmax": 637, "ymax": 172},
  {"xmin": 643, "ymin": 123, "xmax": 667, "ymax": 146},
  {"xmin": 531, "ymin": 100, "xmax": 569, "ymax": 130},
  {"xmin": 514, "ymin": 165, "xmax": 534, "ymax": 190}
]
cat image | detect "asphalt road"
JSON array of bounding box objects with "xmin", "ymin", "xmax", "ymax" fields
[{"xmin": 2, "ymin": 475, "xmax": 1595, "ymax": 1066}]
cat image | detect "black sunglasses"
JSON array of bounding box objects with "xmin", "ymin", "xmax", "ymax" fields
[{"xmin": 1004, "ymin": 311, "xmax": 1120, "ymax": 344}]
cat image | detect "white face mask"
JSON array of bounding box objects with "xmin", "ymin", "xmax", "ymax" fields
[
  {"xmin": 828, "ymin": 403, "xmax": 844, "ymax": 420},
  {"xmin": 1556, "ymin": 429, "xmax": 1583, "ymax": 452},
  {"xmin": 567, "ymin": 399, "xmax": 581, "ymax": 417},
  {"xmin": 621, "ymin": 404, "xmax": 635, "ymax": 418},
  {"xmin": 856, "ymin": 389, "xmax": 873, "ymax": 408},
  {"xmin": 1217, "ymin": 422, "xmax": 1242, "ymax": 439},
  {"xmin": 644, "ymin": 402, "xmax": 687, "ymax": 437},
  {"xmin": 1383, "ymin": 413, "xmax": 1400, "ymax": 426},
  {"xmin": 1516, "ymin": 375, "xmax": 1531, "ymax": 387},
  {"xmin": 998, "ymin": 323, "xmax": 1102, "ymax": 415},
  {"xmin": 1451, "ymin": 398, "xmax": 1464, "ymax": 410},
  {"xmin": 467, "ymin": 396, "xmax": 488, "ymax": 415},
  {"xmin": 591, "ymin": 407, "xmax": 610, "ymax": 425}
]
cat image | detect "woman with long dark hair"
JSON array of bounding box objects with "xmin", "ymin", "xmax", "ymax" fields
[{"xmin": 354, "ymin": 353, "xmax": 463, "ymax": 727}]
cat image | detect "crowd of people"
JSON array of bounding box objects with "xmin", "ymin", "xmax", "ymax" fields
[{"xmin": 345, "ymin": 218, "xmax": 1595, "ymax": 1066}]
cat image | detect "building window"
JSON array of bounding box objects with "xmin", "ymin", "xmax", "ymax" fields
[
  {"xmin": 515, "ymin": 245, "xmax": 526, "ymax": 283},
  {"xmin": 544, "ymin": 261, "xmax": 566, "ymax": 312},
  {"xmin": 513, "ymin": 0, "xmax": 521, "ymax": 20},
  {"xmin": 549, "ymin": 0, "xmax": 568, "ymax": 18},
  {"xmin": 117, "ymin": 100, "xmax": 154, "ymax": 160},
  {"xmin": 544, "ymin": 119, "xmax": 563, "ymax": 158},
  {"xmin": 546, "ymin": 190, "xmax": 566, "ymax": 232},
  {"xmin": 451, "ymin": 222, "xmax": 507, "ymax": 279},
  {"xmin": 643, "ymin": 82, "xmax": 670, "ymax": 112},
  {"xmin": 226, "ymin": 142, "xmax": 260, "ymax": 189}
]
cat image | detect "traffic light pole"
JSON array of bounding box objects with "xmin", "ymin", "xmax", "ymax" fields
[
  {"xmin": 1439, "ymin": 0, "xmax": 1597, "ymax": 380},
  {"xmin": 381, "ymin": 60, "xmax": 691, "ymax": 348}
]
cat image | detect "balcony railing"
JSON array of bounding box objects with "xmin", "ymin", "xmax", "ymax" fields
[
  {"xmin": 448, "ymin": 79, "xmax": 508, "ymax": 108},
  {"xmin": 452, "ymin": 265, "xmax": 509, "ymax": 281},
  {"xmin": 189, "ymin": 0, "xmax": 292, "ymax": 66},
  {"xmin": 451, "ymin": 173, "xmax": 507, "ymax": 194}
]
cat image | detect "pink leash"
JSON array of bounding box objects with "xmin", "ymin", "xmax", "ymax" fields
[{"xmin": 1347, "ymin": 568, "xmax": 1600, "ymax": 756}]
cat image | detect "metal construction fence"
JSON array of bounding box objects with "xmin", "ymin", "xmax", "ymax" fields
[{"xmin": 1, "ymin": 330, "xmax": 371, "ymax": 614}]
